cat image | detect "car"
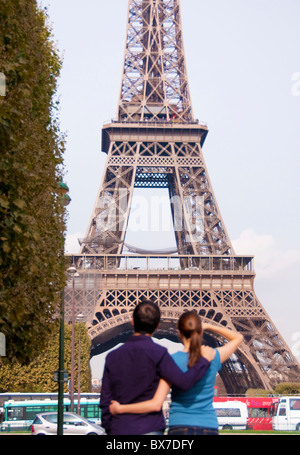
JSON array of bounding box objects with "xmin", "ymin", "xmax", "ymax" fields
[{"xmin": 31, "ymin": 412, "xmax": 106, "ymax": 435}]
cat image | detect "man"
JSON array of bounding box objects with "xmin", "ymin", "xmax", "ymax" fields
[{"xmin": 100, "ymin": 299, "xmax": 215, "ymax": 435}]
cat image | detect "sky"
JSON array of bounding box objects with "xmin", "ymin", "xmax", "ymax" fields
[{"xmin": 39, "ymin": 0, "xmax": 300, "ymax": 375}]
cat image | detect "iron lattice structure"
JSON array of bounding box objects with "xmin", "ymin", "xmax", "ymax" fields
[{"xmin": 65, "ymin": 0, "xmax": 300, "ymax": 393}]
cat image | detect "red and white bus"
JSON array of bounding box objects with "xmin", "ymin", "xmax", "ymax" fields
[{"xmin": 214, "ymin": 396, "xmax": 279, "ymax": 430}]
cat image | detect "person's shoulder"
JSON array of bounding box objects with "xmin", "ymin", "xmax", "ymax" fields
[
  {"xmin": 212, "ymin": 348, "xmax": 221, "ymax": 367},
  {"xmin": 150, "ymin": 339, "xmax": 168, "ymax": 354},
  {"xmin": 146, "ymin": 339, "xmax": 170, "ymax": 361},
  {"xmin": 172, "ymin": 350, "xmax": 186, "ymax": 359},
  {"xmin": 171, "ymin": 350, "xmax": 188, "ymax": 367},
  {"xmin": 105, "ymin": 342, "xmax": 127, "ymax": 360}
]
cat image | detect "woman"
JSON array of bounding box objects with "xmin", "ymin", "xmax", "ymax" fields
[{"xmin": 109, "ymin": 311, "xmax": 243, "ymax": 435}]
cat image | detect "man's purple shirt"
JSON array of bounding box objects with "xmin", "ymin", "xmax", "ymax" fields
[{"xmin": 100, "ymin": 335, "xmax": 210, "ymax": 435}]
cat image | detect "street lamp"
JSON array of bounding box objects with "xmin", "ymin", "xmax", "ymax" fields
[
  {"xmin": 57, "ymin": 178, "xmax": 71, "ymax": 436},
  {"xmin": 68, "ymin": 265, "xmax": 79, "ymax": 413},
  {"xmin": 76, "ymin": 313, "xmax": 84, "ymax": 415}
]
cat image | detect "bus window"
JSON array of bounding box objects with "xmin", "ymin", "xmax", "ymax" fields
[
  {"xmin": 290, "ymin": 399, "xmax": 300, "ymax": 410},
  {"xmin": 215, "ymin": 408, "xmax": 241, "ymax": 418},
  {"xmin": 79, "ymin": 404, "xmax": 99, "ymax": 420},
  {"xmin": 7, "ymin": 406, "xmax": 25, "ymax": 421},
  {"xmin": 251, "ymin": 407, "xmax": 270, "ymax": 418},
  {"xmin": 86, "ymin": 405, "xmax": 100, "ymax": 419},
  {"xmin": 270, "ymin": 402, "xmax": 278, "ymax": 416},
  {"xmin": 278, "ymin": 405, "xmax": 286, "ymax": 416}
]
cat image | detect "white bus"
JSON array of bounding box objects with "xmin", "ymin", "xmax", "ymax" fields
[
  {"xmin": 272, "ymin": 396, "xmax": 300, "ymax": 431},
  {"xmin": 213, "ymin": 401, "xmax": 248, "ymax": 430}
]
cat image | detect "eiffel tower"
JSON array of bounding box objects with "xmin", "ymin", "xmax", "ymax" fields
[{"xmin": 65, "ymin": 0, "xmax": 300, "ymax": 393}]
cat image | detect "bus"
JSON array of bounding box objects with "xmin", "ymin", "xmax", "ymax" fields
[
  {"xmin": 0, "ymin": 398, "xmax": 101, "ymax": 432},
  {"xmin": 214, "ymin": 396, "xmax": 279, "ymax": 430},
  {"xmin": 0, "ymin": 392, "xmax": 99, "ymax": 407},
  {"xmin": 272, "ymin": 396, "xmax": 300, "ymax": 431}
]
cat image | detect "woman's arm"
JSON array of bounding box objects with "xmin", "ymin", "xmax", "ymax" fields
[
  {"xmin": 109, "ymin": 379, "xmax": 170, "ymax": 415},
  {"xmin": 202, "ymin": 323, "xmax": 243, "ymax": 364}
]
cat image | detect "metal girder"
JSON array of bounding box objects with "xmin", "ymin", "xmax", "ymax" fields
[{"xmin": 118, "ymin": 0, "xmax": 193, "ymax": 123}]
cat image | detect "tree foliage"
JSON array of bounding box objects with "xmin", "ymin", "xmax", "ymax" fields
[
  {"xmin": 0, "ymin": 323, "xmax": 92, "ymax": 393},
  {"xmin": 0, "ymin": 1, "xmax": 67, "ymax": 363},
  {"xmin": 246, "ymin": 388, "xmax": 273, "ymax": 397},
  {"xmin": 246, "ymin": 384, "xmax": 300, "ymax": 396},
  {"xmin": 274, "ymin": 383, "xmax": 300, "ymax": 395}
]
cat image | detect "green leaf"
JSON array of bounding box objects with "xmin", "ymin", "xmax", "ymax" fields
[
  {"xmin": 0, "ymin": 196, "xmax": 9, "ymax": 209},
  {"xmin": 13, "ymin": 199, "xmax": 27, "ymax": 209},
  {"xmin": 12, "ymin": 224, "xmax": 23, "ymax": 234},
  {"xmin": 2, "ymin": 243, "xmax": 10, "ymax": 253}
]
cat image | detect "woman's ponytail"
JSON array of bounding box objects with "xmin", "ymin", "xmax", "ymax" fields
[
  {"xmin": 188, "ymin": 329, "xmax": 202, "ymax": 368},
  {"xmin": 178, "ymin": 311, "xmax": 203, "ymax": 368}
]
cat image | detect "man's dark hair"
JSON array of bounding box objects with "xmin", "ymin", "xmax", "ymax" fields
[{"xmin": 133, "ymin": 299, "xmax": 160, "ymax": 335}]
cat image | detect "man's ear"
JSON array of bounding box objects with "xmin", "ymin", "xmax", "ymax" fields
[{"xmin": 131, "ymin": 317, "xmax": 134, "ymax": 327}]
